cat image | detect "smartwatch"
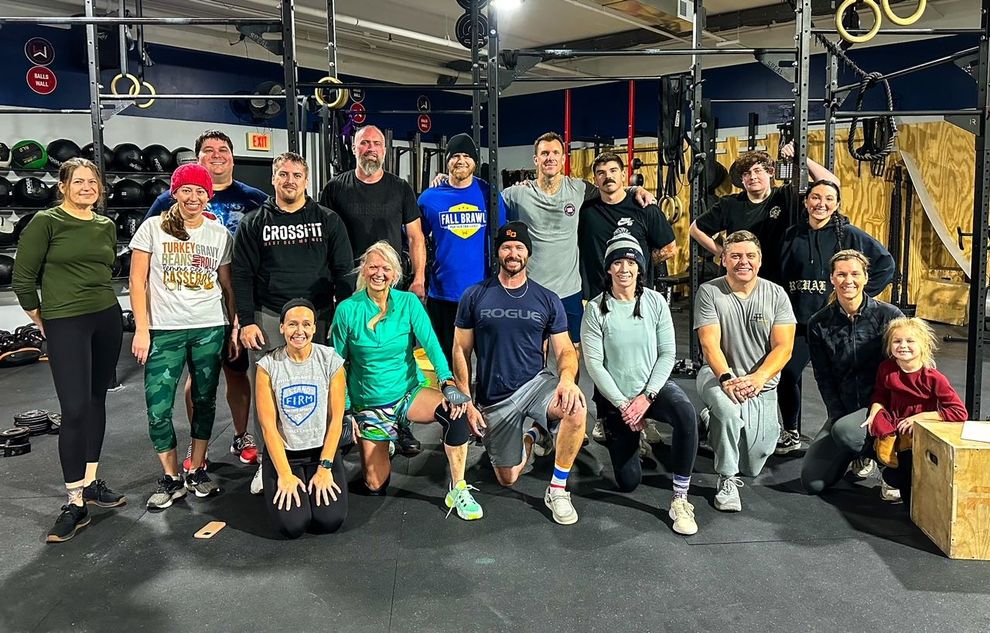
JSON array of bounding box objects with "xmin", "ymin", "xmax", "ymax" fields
[
  {"xmin": 718, "ymin": 372, "xmax": 734, "ymax": 384},
  {"xmin": 319, "ymin": 459, "xmax": 333, "ymax": 470}
]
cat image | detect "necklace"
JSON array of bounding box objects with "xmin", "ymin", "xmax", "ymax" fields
[{"xmin": 501, "ymin": 279, "xmax": 529, "ymax": 299}]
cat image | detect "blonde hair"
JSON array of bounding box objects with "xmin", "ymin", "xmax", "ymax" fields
[
  {"xmin": 826, "ymin": 249, "xmax": 870, "ymax": 304},
  {"xmin": 884, "ymin": 317, "xmax": 938, "ymax": 369},
  {"xmin": 355, "ymin": 240, "xmax": 404, "ymax": 292}
]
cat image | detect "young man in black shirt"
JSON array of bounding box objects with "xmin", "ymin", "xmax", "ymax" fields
[
  {"xmin": 318, "ymin": 124, "xmax": 427, "ymax": 456},
  {"xmin": 578, "ymin": 152, "xmax": 677, "ymax": 300},
  {"xmin": 688, "ymin": 144, "xmax": 837, "ymax": 283}
]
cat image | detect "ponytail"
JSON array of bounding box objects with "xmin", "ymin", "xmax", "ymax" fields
[{"xmin": 161, "ymin": 203, "xmax": 190, "ymax": 241}]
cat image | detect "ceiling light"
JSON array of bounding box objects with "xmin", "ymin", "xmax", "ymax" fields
[{"xmin": 492, "ymin": 0, "xmax": 524, "ymax": 12}]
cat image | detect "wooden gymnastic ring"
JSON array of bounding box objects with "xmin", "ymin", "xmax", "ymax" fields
[
  {"xmin": 110, "ymin": 73, "xmax": 141, "ymax": 96},
  {"xmin": 136, "ymin": 81, "xmax": 156, "ymax": 109},
  {"xmin": 882, "ymin": 0, "xmax": 926, "ymax": 26},
  {"xmin": 660, "ymin": 196, "xmax": 682, "ymax": 224},
  {"xmin": 314, "ymin": 76, "xmax": 349, "ymax": 110},
  {"xmin": 836, "ymin": 0, "xmax": 882, "ymax": 44}
]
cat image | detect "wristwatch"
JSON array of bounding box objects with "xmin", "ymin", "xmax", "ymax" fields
[
  {"xmin": 643, "ymin": 390, "xmax": 657, "ymax": 402},
  {"xmin": 319, "ymin": 459, "xmax": 333, "ymax": 470},
  {"xmin": 718, "ymin": 372, "xmax": 734, "ymax": 384}
]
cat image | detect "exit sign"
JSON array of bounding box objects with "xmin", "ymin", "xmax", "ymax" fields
[{"xmin": 247, "ymin": 132, "xmax": 271, "ymax": 152}]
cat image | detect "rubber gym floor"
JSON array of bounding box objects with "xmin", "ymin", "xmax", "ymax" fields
[{"xmin": 1, "ymin": 306, "xmax": 989, "ymax": 633}]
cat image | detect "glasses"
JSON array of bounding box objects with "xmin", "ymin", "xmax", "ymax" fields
[{"xmin": 741, "ymin": 166, "xmax": 767, "ymax": 179}]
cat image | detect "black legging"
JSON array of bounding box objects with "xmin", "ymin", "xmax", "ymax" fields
[
  {"xmin": 262, "ymin": 447, "xmax": 348, "ymax": 539},
  {"xmin": 778, "ymin": 328, "xmax": 811, "ymax": 434},
  {"xmin": 597, "ymin": 380, "xmax": 698, "ymax": 493},
  {"xmin": 43, "ymin": 304, "xmax": 123, "ymax": 484}
]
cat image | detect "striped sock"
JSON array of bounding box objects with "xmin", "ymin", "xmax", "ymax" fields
[
  {"xmin": 672, "ymin": 474, "xmax": 691, "ymax": 499},
  {"xmin": 550, "ymin": 462, "xmax": 571, "ymax": 489},
  {"xmin": 524, "ymin": 426, "xmax": 541, "ymax": 445}
]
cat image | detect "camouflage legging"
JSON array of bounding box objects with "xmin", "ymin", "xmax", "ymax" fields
[{"xmin": 145, "ymin": 326, "xmax": 225, "ymax": 453}]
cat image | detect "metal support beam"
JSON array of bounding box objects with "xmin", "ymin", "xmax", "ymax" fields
[
  {"xmin": 0, "ymin": 16, "xmax": 280, "ymax": 26},
  {"xmin": 486, "ymin": 1, "xmax": 500, "ymax": 276},
  {"xmin": 688, "ymin": 0, "xmax": 705, "ymax": 364},
  {"xmin": 966, "ymin": 0, "xmax": 990, "ymax": 419},
  {"xmin": 281, "ymin": 0, "xmax": 300, "ymax": 153},
  {"xmin": 834, "ymin": 47, "xmax": 980, "ymax": 95},
  {"xmin": 793, "ymin": 0, "xmax": 811, "ymax": 197},
  {"xmin": 471, "ymin": 0, "xmax": 482, "ymax": 149},
  {"xmin": 832, "ymin": 109, "xmax": 981, "ymax": 118},
  {"xmin": 517, "ymin": 47, "xmax": 795, "ymax": 58},
  {"xmin": 295, "ymin": 82, "xmax": 488, "ymax": 91},
  {"xmin": 811, "ymin": 27, "xmax": 983, "ymax": 36},
  {"xmin": 85, "ymin": 0, "xmax": 106, "ymax": 181},
  {"xmin": 824, "ymin": 48, "xmax": 837, "ymax": 172}
]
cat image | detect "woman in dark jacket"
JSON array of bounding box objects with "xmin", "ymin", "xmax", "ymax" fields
[
  {"xmin": 800, "ymin": 249, "xmax": 903, "ymax": 494},
  {"xmin": 776, "ymin": 180, "xmax": 895, "ymax": 454}
]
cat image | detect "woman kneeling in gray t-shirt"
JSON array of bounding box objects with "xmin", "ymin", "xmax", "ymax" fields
[{"xmin": 255, "ymin": 298, "xmax": 347, "ymax": 539}]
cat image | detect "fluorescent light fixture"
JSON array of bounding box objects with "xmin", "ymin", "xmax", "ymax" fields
[{"xmin": 492, "ymin": 0, "xmax": 524, "ymax": 12}]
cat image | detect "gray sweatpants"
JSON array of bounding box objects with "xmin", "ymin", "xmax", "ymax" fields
[
  {"xmin": 248, "ymin": 306, "xmax": 329, "ymax": 455},
  {"xmin": 697, "ymin": 366, "xmax": 779, "ymax": 477},
  {"xmin": 800, "ymin": 408, "xmax": 870, "ymax": 494}
]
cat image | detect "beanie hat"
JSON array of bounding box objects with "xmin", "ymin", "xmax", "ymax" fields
[
  {"xmin": 446, "ymin": 133, "xmax": 480, "ymax": 165},
  {"xmin": 280, "ymin": 297, "xmax": 317, "ymax": 323},
  {"xmin": 170, "ymin": 163, "xmax": 214, "ymax": 199},
  {"xmin": 495, "ymin": 221, "xmax": 533, "ymax": 255},
  {"xmin": 604, "ymin": 231, "xmax": 646, "ymax": 271}
]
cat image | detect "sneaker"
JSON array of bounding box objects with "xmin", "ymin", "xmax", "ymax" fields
[
  {"xmin": 395, "ymin": 425, "xmax": 422, "ymax": 456},
  {"xmin": 774, "ymin": 429, "xmax": 802, "ymax": 455},
  {"xmin": 544, "ymin": 486, "xmax": 579, "ymax": 525},
  {"xmin": 668, "ymin": 497, "xmax": 699, "ymax": 535},
  {"xmin": 388, "ymin": 441, "xmax": 396, "ymax": 458},
  {"xmin": 184, "ymin": 467, "xmax": 220, "ymax": 498},
  {"xmin": 850, "ymin": 456, "xmax": 876, "ymax": 479},
  {"xmin": 250, "ymin": 463, "xmax": 264, "ymax": 495},
  {"xmin": 714, "ymin": 475, "xmax": 744, "ymax": 512},
  {"xmin": 147, "ymin": 475, "xmax": 187, "ymax": 509},
  {"xmin": 230, "ymin": 433, "xmax": 259, "ymax": 465},
  {"xmin": 46, "ymin": 504, "xmax": 91, "ymax": 543},
  {"xmin": 643, "ymin": 420, "xmax": 663, "ymax": 445},
  {"xmin": 880, "ymin": 479, "xmax": 902, "ymax": 503},
  {"xmin": 591, "ymin": 418, "xmax": 606, "ymax": 442},
  {"xmin": 638, "ymin": 431, "xmax": 651, "ymax": 458},
  {"xmin": 444, "ymin": 480, "xmax": 484, "ymax": 520},
  {"xmin": 182, "ymin": 444, "xmax": 209, "ymax": 473},
  {"xmin": 82, "ymin": 479, "xmax": 127, "ymax": 508},
  {"xmin": 532, "ymin": 427, "xmax": 555, "ymax": 458}
]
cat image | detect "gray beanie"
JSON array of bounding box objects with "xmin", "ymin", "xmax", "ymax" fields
[{"xmin": 604, "ymin": 231, "xmax": 646, "ymax": 271}]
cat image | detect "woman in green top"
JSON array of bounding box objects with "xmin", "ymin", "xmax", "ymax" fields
[
  {"xmin": 330, "ymin": 241, "xmax": 481, "ymax": 520},
  {"xmin": 12, "ymin": 157, "xmax": 126, "ymax": 543}
]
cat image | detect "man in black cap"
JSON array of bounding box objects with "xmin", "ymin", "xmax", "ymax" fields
[
  {"xmin": 418, "ymin": 133, "xmax": 506, "ymax": 365},
  {"xmin": 452, "ymin": 221, "xmax": 588, "ymax": 526}
]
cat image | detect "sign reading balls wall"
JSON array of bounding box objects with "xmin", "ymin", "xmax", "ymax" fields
[
  {"xmin": 349, "ymin": 102, "xmax": 366, "ymax": 124},
  {"xmin": 26, "ymin": 66, "xmax": 57, "ymax": 95},
  {"xmin": 417, "ymin": 114, "xmax": 432, "ymax": 134}
]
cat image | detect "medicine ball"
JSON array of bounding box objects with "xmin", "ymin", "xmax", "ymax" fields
[
  {"xmin": 113, "ymin": 143, "xmax": 145, "ymax": 172},
  {"xmin": 11, "ymin": 141, "xmax": 48, "ymax": 170},
  {"xmin": 81, "ymin": 142, "xmax": 113, "ymax": 167},
  {"xmin": 142, "ymin": 144, "xmax": 174, "ymax": 173},
  {"xmin": 0, "ymin": 176, "xmax": 11, "ymax": 206},
  {"xmin": 0, "ymin": 215, "xmax": 16, "ymax": 249},
  {"xmin": 0, "ymin": 142, "xmax": 11, "ymax": 168},
  {"xmin": 172, "ymin": 146, "xmax": 195, "ymax": 166},
  {"xmin": 13, "ymin": 177, "xmax": 50, "ymax": 207},
  {"xmin": 46, "ymin": 139, "xmax": 82, "ymax": 168},
  {"xmin": 0, "ymin": 254, "xmax": 13, "ymax": 286},
  {"xmin": 110, "ymin": 178, "xmax": 143, "ymax": 207},
  {"xmin": 114, "ymin": 209, "xmax": 144, "ymax": 240},
  {"xmin": 143, "ymin": 177, "xmax": 170, "ymax": 205}
]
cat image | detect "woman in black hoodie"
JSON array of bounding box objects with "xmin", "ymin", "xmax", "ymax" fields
[{"xmin": 776, "ymin": 180, "xmax": 895, "ymax": 453}]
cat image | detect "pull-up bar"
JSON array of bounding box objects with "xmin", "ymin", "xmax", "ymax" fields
[
  {"xmin": 515, "ymin": 47, "xmax": 795, "ymax": 58},
  {"xmin": 0, "ymin": 16, "xmax": 280, "ymax": 26},
  {"xmin": 833, "ymin": 47, "xmax": 979, "ymax": 95}
]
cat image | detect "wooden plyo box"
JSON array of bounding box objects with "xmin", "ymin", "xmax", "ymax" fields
[{"xmin": 911, "ymin": 422, "xmax": 990, "ymax": 560}]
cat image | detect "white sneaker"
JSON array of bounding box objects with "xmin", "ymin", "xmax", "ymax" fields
[
  {"xmin": 638, "ymin": 431, "xmax": 651, "ymax": 458},
  {"xmin": 668, "ymin": 497, "xmax": 699, "ymax": 535},
  {"xmin": 880, "ymin": 479, "xmax": 902, "ymax": 503},
  {"xmin": 850, "ymin": 457, "xmax": 876, "ymax": 479},
  {"xmin": 714, "ymin": 475, "xmax": 743, "ymax": 512},
  {"xmin": 532, "ymin": 427, "xmax": 555, "ymax": 458},
  {"xmin": 643, "ymin": 420, "xmax": 663, "ymax": 444},
  {"xmin": 250, "ymin": 463, "xmax": 264, "ymax": 495},
  {"xmin": 591, "ymin": 418, "xmax": 606, "ymax": 442},
  {"xmin": 544, "ymin": 486, "xmax": 578, "ymax": 525}
]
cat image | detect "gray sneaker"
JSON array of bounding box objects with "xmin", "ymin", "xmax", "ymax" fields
[
  {"xmin": 591, "ymin": 418, "xmax": 606, "ymax": 442},
  {"xmin": 147, "ymin": 475, "xmax": 187, "ymax": 509},
  {"xmin": 714, "ymin": 475, "xmax": 744, "ymax": 512},
  {"xmin": 544, "ymin": 486, "xmax": 578, "ymax": 525},
  {"xmin": 850, "ymin": 456, "xmax": 877, "ymax": 478},
  {"xmin": 533, "ymin": 427, "xmax": 555, "ymax": 458},
  {"xmin": 185, "ymin": 468, "xmax": 220, "ymax": 498}
]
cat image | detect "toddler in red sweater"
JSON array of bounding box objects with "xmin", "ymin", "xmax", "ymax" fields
[{"xmin": 862, "ymin": 317, "xmax": 968, "ymax": 504}]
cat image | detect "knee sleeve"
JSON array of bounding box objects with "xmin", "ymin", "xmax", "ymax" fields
[{"xmin": 434, "ymin": 404, "xmax": 470, "ymax": 447}]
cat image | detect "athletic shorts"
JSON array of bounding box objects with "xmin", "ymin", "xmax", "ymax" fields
[
  {"xmin": 353, "ymin": 385, "xmax": 424, "ymax": 442},
  {"xmin": 559, "ymin": 292, "xmax": 584, "ymax": 343},
  {"xmin": 479, "ymin": 370, "xmax": 559, "ymax": 468}
]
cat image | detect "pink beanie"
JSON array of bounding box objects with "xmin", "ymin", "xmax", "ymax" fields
[{"xmin": 170, "ymin": 163, "xmax": 214, "ymax": 199}]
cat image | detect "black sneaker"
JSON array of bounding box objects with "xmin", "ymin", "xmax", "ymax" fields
[
  {"xmin": 83, "ymin": 479, "xmax": 127, "ymax": 508},
  {"xmin": 185, "ymin": 467, "xmax": 220, "ymax": 498},
  {"xmin": 46, "ymin": 504, "xmax": 91, "ymax": 543},
  {"xmin": 396, "ymin": 425, "xmax": 422, "ymax": 456},
  {"xmin": 774, "ymin": 429, "xmax": 802, "ymax": 455},
  {"xmin": 147, "ymin": 475, "xmax": 188, "ymax": 509}
]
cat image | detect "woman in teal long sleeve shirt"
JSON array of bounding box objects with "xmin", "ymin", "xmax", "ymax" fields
[{"xmin": 330, "ymin": 241, "xmax": 482, "ymax": 520}]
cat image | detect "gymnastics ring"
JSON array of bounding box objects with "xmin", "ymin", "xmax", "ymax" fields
[
  {"xmin": 110, "ymin": 72, "xmax": 141, "ymax": 96},
  {"xmin": 314, "ymin": 76, "xmax": 349, "ymax": 110},
  {"xmin": 882, "ymin": 0, "xmax": 926, "ymax": 26},
  {"xmin": 660, "ymin": 196, "xmax": 682, "ymax": 224},
  {"xmin": 836, "ymin": 0, "xmax": 882, "ymax": 44},
  {"xmin": 136, "ymin": 81, "xmax": 156, "ymax": 109}
]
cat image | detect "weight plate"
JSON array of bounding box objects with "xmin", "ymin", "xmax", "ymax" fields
[
  {"xmin": 456, "ymin": 0, "xmax": 489, "ymax": 9},
  {"xmin": 1, "ymin": 441, "xmax": 31, "ymax": 457},
  {"xmin": 1, "ymin": 427, "xmax": 30, "ymax": 446},
  {"xmin": 455, "ymin": 12, "xmax": 488, "ymax": 49},
  {"xmin": 14, "ymin": 409, "xmax": 49, "ymax": 426}
]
